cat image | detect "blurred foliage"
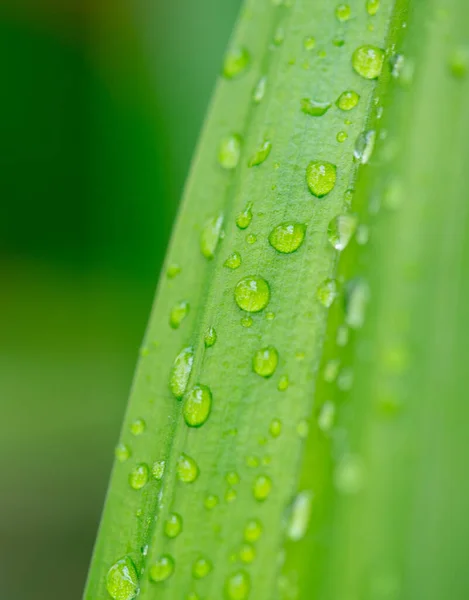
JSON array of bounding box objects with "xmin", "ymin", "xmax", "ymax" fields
[{"xmin": 0, "ymin": 1, "xmax": 240, "ymax": 598}]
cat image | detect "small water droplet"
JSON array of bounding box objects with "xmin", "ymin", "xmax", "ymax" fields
[
  {"xmin": 223, "ymin": 47, "xmax": 250, "ymax": 79},
  {"xmin": 226, "ymin": 471, "xmax": 240, "ymax": 485},
  {"xmin": 253, "ymin": 76, "xmax": 267, "ymax": 103},
  {"xmin": 253, "ymin": 474, "xmax": 272, "ymax": 501},
  {"xmin": 318, "ymin": 401, "xmax": 336, "ymax": 432},
  {"xmin": 300, "ymin": 98, "xmax": 331, "ymax": 117},
  {"xmin": 239, "ymin": 544, "xmax": 256, "ymax": 564},
  {"xmin": 225, "ymin": 570, "xmax": 251, "ymax": 600},
  {"xmin": 277, "ymin": 375, "xmax": 289, "ymax": 391},
  {"xmin": 152, "ymin": 460, "xmax": 165, "ymax": 480},
  {"xmin": 336, "ymin": 131, "xmax": 348, "ymax": 143},
  {"xmin": 337, "ymin": 367, "xmax": 354, "ymax": 391},
  {"xmin": 241, "ymin": 316, "xmax": 253, "ymax": 328},
  {"xmin": 334, "ymin": 454, "xmax": 365, "ymax": 494},
  {"xmin": 323, "ymin": 359, "xmax": 340, "ymax": 382},
  {"xmin": 183, "ymin": 384, "xmax": 212, "ymax": 428},
  {"xmin": 106, "ymin": 556, "xmax": 139, "ymax": 600},
  {"xmin": 236, "ymin": 203, "xmax": 253, "ymax": 229},
  {"xmin": 352, "ymin": 45, "xmax": 385, "ymax": 79},
  {"xmin": 169, "ymin": 346, "xmax": 194, "ymax": 399},
  {"xmin": 244, "ymin": 519, "xmax": 263, "ymax": 542},
  {"xmin": 366, "ymin": 0, "xmax": 380, "ymax": 15},
  {"xmin": 204, "ymin": 326, "xmax": 217, "ymax": 348},
  {"xmin": 246, "ymin": 455, "xmax": 260, "ymax": 468},
  {"xmin": 115, "ymin": 443, "xmax": 131, "ymax": 462},
  {"xmin": 165, "ymin": 513, "xmax": 183, "ymax": 538},
  {"xmin": 224, "ymin": 251, "xmax": 242, "ymax": 269},
  {"xmin": 356, "ymin": 224, "xmax": 369, "ymax": 245},
  {"xmin": 335, "ymin": 4, "xmax": 351, "ymax": 22},
  {"xmin": 167, "ymin": 264, "xmax": 181, "ymax": 279},
  {"xmin": 333, "ymin": 36, "xmax": 345, "ymax": 47},
  {"xmin": 129, "ymin": 463, "xmax": 149, "ymax": 490},
  {"xmin": 169, "ymin": 300, "xmax": 190, "ymax": 329},
  {"xmin": 328, "ymin": 213, "xmax": 358, "ymax": 251},
  {"xmin": 225, "ymin": 488, "xmax": 238, "ymax": 503},
  {"xmin": 296, "ymin": 419, "xmax": 309, "ymax": 438},
  {"xmin": 273, "ymin": 27, "xmax": 285, "ymax": 46},
  {"xmin": 390, "ymin": 53, "xmax": 405, "ymax": 78},
  {"xmin": 235, "ymin": 276, "xmax": 271, "ymax": 313},
  {"xmin": 336, "ymin": 325, "xmax": 349, "ymax": 346},
  {"xmin": 345, "ymin": 278, "xmax": 370, "ymax": 329},
  {"xmin": 193, "ymin": 557, "xmax": 212, "ymax": 579},
  {"xmin": 246, "ymin": 233, "xmax": 257, "ymax": 244},
  {"xmin": 354, "ymin": 130, "xmax": 376, "ymax": 164},
  {"xmin": 204, "ymin": 494, "xmax": 219, "ymax": 510},
  {"xmin": 177, "ymin": 453, "xmax": 199, "ymax": 483},
  {"xmin": 253, "ymin": 346, "xmax": 279, "ymax": 378},
  {"xmin": 130, "ymin": 418, "xmax": 146, "ymax": 436},
  {"xmin": 269, "ymin": 418, "xmax": 282, "ymax": 438},
  {"xmin": 303, "ymin": 36, "xmax": 316, "ymax": 50},
  {"xmin": 449, "ymin": 47, "xmax": 469, "ymax": 78},
  {"xmin": 149, "ymin": 555, "xmax": 175, "ymax": 583},
  {"xmin": 287, "ymin": 490, "xmax": 313, "ymax": 541},
  {"xmin": 317, "ymin": 278, "xmax": 338, "ymax": 308},
  {"xmin": 248, "ymin": 140, "xmax": 272, "ymax": 167},
  {"xmin": 269, "ymin": 222, "xmax": 306, "ymax": 254},
  {"xmin": 306, "ymin": 160, "xmax": 337, "ymax": 197}
]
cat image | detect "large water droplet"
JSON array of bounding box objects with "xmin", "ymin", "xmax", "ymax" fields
[
  {"xmin": 201, "ymin": 214, "xmax": 224, "ymax": 259},
  {"xmin": 204, "ymin": 326, "xmax": 217, "ymax": 348},
  {"xmin": 169, "ymin": 300, "xmax": 190, "ymax": 329},
  {"xmin": 177, "ymin": 453, "xmax": 199, "ymax": 483},
  {"xmin": 345, "ymin": 278, "xmax": 370, "ymax": 329},
  {"xmin": 269, "ymin": 222, "xmax": 306, "ymax": 254},
  {"xmin": 253, "ymin": 76, "xmax": 267, "ymax": 103},
  {"xmin": 354, "ymin": 130, "xmax": 376, "ymax": 164},
  {"xmin": 235, "ymin": 276, "xmax": 270, "ymax": 312},
  {"xmin": 169, "ymin": 346, "xmax": 194, "ymax": 399},
  {"xmin": 225, "ymin": 570, "xmax": 251, "ymax": 600},
  {"xmin": 336, "ymin": 90, "xmax": 360, "ymax": 111},
  {"xmin": 183, "ymin": 384, "xmax": 212, "ymax": 428},
  {"xmin": 253, "ymin": 474, "xmax": 272, "ymax": 501},
  {"xmin": 223, "ymin": 47, "xmax": 250, "ymax": 79},
  {"xmin": 253, "ymin": 346, "xmax": 279, "ymax": 378},
  {"xmin": 317, "ymin": 278, "xmax": 338, "ymax": 308},
  {"xmin": 244, "ymin": 519, "xmax": 263, "ymax": 542},
  {"xmin": 287, "ymin": 490, "xmax": 313, "ymax": 541},
  {"xmin": 352, "ymin": 45, "xmax": 385, "ymax": 79},
  {"xmin": 149, "ymin": 555, "xmax": 175, "ymax": 583},
  {"xmin": 301, "ymin": 98, "xmax": 331, "ymax": 117},
  {"xmin": 248, "ymin": 140, "xmax": 272, "ymax": 167},
  {"xmin": 192, "ymin": 557, "xmax": 212, "ymax": 579},
  {"xmin": 236, "ymin": 203, "xmax": 253, "ymax": 229},
  {"xmin": 225, "ymin": 251, "xmax": 242, "ymax": 270},
  {"xmin": 327, "ymin": 214, "xmax": 358, "ymax": 251},
  {"xmin": 106, "ymin": 556, "xmax": 139, "ymax": 600},
  {"xmin": 165, "ymin": 513, "xmax": 183, "ymax": 538},
  {"xmin": 306, "ymin": 161, "xmax": 337, "ymax": 197},
  {"xmin": 129, "ymin": 463, "xmax": 149, "ymax": 490}
]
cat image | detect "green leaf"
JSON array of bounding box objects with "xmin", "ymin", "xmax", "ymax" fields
[{"xmin": 85, "ymin": 0, "xmax": 469, "ymax": 599}]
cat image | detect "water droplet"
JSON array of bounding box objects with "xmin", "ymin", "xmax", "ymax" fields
[
  {"xmin": 177, "ymin": 453, "xmax": 199, "ymax": 483},
  {"xmin": 333, "ymin": 36, "xmax": 345, "ymax": 47},
  {"xmin": 287, "ymin": 490, "xmax": 313, "ymax": 541},
  {"xmin": 253, "ymin": 346, "xmax": 279, "ymax": 378},
  {"xmin": 317, "ymin": 278, "xmax": 337, "ymax": 308},
  {"xmin": 183, "ymin": 384, "xmax": 212, "ymax": 428},
  {"xmin": 223, "ymin": 47, "xmax": 250, "ymax": 79},
  {"xmin": 239, "ymin": 544, "xmax": 256, "ymax": 564},
  {"xmin": 345, "ymin": 278, "xmax": 370, "ymax": 329},
  {"xmin": 366, "ymin": 0, "xmax": 380, "ymax": 15},
  {"xmin": 152, "ymin": 460, "xmax": 165, "ymax": 480},
  {"xmin": 130, "ymin": 418, "xmax": 146, "ymax": 436},
  {"xmin": 193, "ymin": 557, "xmax": 212, "ymax": 579},
  {"xmin": 165, "ymin": 513, "xmax": 183, "ymax": 538},
  {"xmin": 167, "ymin": 264, "xmax": 181, "ymax": 279},
  {"xmin": 266, "ymin": 311, "xmax": 276, "ymax": 321},
  {"xmin": 205, "ymin": 494, "xmax": 219, "ymax": 509},
  {"xmin": 354, "ymin": 130, "xmax": 376, "ymax": 164},
  {"xmin": 204, "ymin": 326, "xmax": 217, "ymax": 348},
  {"xmin": 235, "ymin": 276, "xmax": 270, "ymax": 313},
  {"xmin": 335, "ymin": 4, "xmax": 351, "ymax": 21},
  {"xmin": 449, "ymin": 47, "xmax": 469, "ymax": 79},
  {"xmin": 269, "ymin": 222, "xmax": 306, "ymax": 254},
  {"xmin": 273, "ymin": 27, "xmax": 285, "ymax": 46},
  {"xmin": 169, "ymin": 300, "xmax": 190, "ymax": 329},
  {"xmin": 149, "ymin": 555, "xmax": 175, "ymax": 583},
  {"xmin": 244, "ymin": 519, "xmax": 263, "ymax": 542},
  {"xmin": 106, "ymin": 556, "xmax": 139, "ymax": 600},
  {"xmin": 246, "ymin": 233, "xmax": 257, "ymax": 244},
  {"xmin": 336, "ymin": 131, "xmax": 348, "ymax": 143},
  {"xmin": 253, "ymin": 76, "xmax": 267, "ymax": 103},
  {"xmin": 218, "ymin": 135, "xmax": 242, "ymax": 170},
  {"xmin": 248, "ymin": 140, "xmax": 272, "ymax": 167},
  {"xmin": 277, "ymin": 375, "xmax": 289, "ymax": 391},
  {"xmin": 318, "ymin": 401, "xmax": 336, "ymax": 432},
  {"xmin": 300, "ymin": 98, "xmax": 331, "ymax": 117},
  {"xmin": 334, "ymin": 454, "xmax": 365, "ymax": 494},
  {"xmin": 324, "ymin": 359, "xmax": 340, "ymax": 382},
  {"xmin": 303, "ymin": 36, "xmax": 316, "ymax": 50},
  {"xmin": 226, "ymin": 571, "xmax": 251, "ymax": 600},
  {"xmin": 352, "ymin": 45, "xmax": 385, "ymax": 79},
  {"xmin": 236, "ymin": 203, "xmax": 253, "ymax": 229},
  {"xmin": 356, "ymin": 224, "xmax": 369, "ymax": 245},
  {"xmin": 337, "ymin": 367, "xmax": 354, "ymax": 391},
  {"xmin": 169, "ymin": 346, "xmax": 194, "ymax": 399},
  {"xmin": 297, "ymin": 419, "xmax": 309, "ymax": 438},
  {"xmin": 115, "ymin": 443, "xmax": 131, "ymax": 462},
  {"xmin": 269, "ymin": 418, "xmax": 282, "ymax": 438},
  {"xmin": 253, "ymin": 474, "xmax": 272, "ymax": 501},
  {"xmin": 226, "ymin": 471, "xmax": 240, "ymax": 485},
  {"xmin": 225, "ymin": 488, "xmax": 237, "ymax": 503},
  {"xmin": 336, "ymin": 325, "xmax": 349, "ymax": 346},
  {"xmin": 241, "ymin": 316, "xmax": 253, "ymax": 328},
  {"xmin": 328, "ymin": 213, "xmax": 358, "ymax": 251},
  {"xmin": 129, "ymin": 463, "xmax": 149, "ymax": 490},
  {"xmin": 306, "ymin": 160, "xmax": 337, "ymax": 197},
  {"xmin": 224, "ymin": 251, "xmax": 242, "ymax": 269},
  {"xmin": 246, "ymin": 455, "xmax": 260, "ymax": 468}
]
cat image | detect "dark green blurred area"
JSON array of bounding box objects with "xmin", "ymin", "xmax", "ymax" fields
[{"xmin": 0, "ymin": 1, "xmax": 240, "ymax": 598}]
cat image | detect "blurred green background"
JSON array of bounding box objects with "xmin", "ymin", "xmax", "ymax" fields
[{"xmin": 0, "ymin": 1, "xmax": 240, "ymax": 597}]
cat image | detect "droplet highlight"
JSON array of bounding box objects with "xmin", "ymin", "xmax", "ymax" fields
[
  {"xmin": 301, "ymin": 98, "xmax": 331, "ymax": 117},
  {"xmin": 106, "ymin": 556, "xmax": 139, "ymax": 600},
  {"xmin": 352, "ymin": 45, "xmax": 385, "ymax": 79},
  {"xmin": 170, "ymin": 346, "xmax": 194, "ymax": 399},
  {"xmin": 129, "ymin": 463, "xmax": 149, "ymax": 491},
  {"xmin": 336, "ymin": 90, "xmax": 360, "ymax": 111},
  {"xmin": 269, "ymin": 222, "xmax": 306, "ymax": 254},
  {"xmin": 306, "ymin": 160, "xmax": 337, "ymax": 197},
  {"xmin": 253, "ymin": 346, "xmax": 279, "ymax": 378},
  {"xmin": 169, "ymin": 301, "xmax": 190, "ymax": 329},
  {"xmin": 328, "ymin": 214, "xmax": 358, "ymax": 251}
]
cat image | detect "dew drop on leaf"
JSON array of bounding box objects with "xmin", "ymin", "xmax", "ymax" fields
[
  {"xmin": 224, "ymin": 251, "xmax": 242, "ymax": 270},
  {"xmin": 318, "ymin": 401, "xmax": 336, "ymax": 432},
  {"xmin": 152, "ymin": 460, "xmax": 165, "ymax": 480},
  {"xmin": 225, "ymin": 488, "xmax": 238, "ymax": 503},
  {"xmin": 334, "ymin": 454, "xmax": 366, "ymax": 494},
  {"xmin": 253, "ymin": 346, "xmax": 279, "ymax": 378},
  {"xmin": 244, "ymin": 519, "xmax": 263, "ymax": 542},
  {"xmin": 183, "ymin": 384, "xmax": 212, "ymax": 427},
  {"xmin": 236, "ymin": 203, "xmax": 253, "ymax": 229},
  {"xmin": 239, "ymin": 544, "xmax": 256, "ymax": 564},
  {"xmin": 345, "ymin": 277, "xmax": 370, "ymax": 329},
  {"xmin": 204, "ymin": 326, "xmax": 217, "ymax": 348},
  {"xmin": 166, "ymin": 264, "xmax": 181, "ymax": 279},
  {"xmin": 169, "ymin": 346, "xmax": 194, "ymax": 399},
  {"xmin": 130, "ymin": 418, "xmax": 146, "ymax": 436},
  {"xmin": 269, "ymin": 418, "xmax": 282, "ymax": 437},
  {"xmin": 337, "ymin": 130, "xmax": 348, "ymax": 143},
  {"xmin": 300, "ymin": 98, "xmax": 331, "ymax": 117},
  {"xmin": 149, "ymin": 555, "xmax": 175, "ymax": 583},
  {"xmin": 253, "ymin": 474, "xmax": 272, "ymax": 501},
  {"xmin": 115, "ymin": 443, "xmax": 131, "ymax": 462},
  {"xmin": 297, "ymin": 419, "xmax": 309, "ymax": 438},
  {"xmin": 306, "ymin": 160, "xmax": 337, "ymax": 197},
  {"xmin": 225, "ymin": 570, "xmax": 251, "ymax": 600},
  {"xmin": 106, "ymin": 556, "xmax": 139, "ymax": 600},
  {"xmin": 177, "ymin": 453, "xmax": 199, "ymax": 483},
  {"xmin": 277, "ymin": 374, "xmax": 289, "ymax": 391},
  {"xmin": 169, "ymin": 300, "xmax": 190, "ymax": 329},
  {"xmin": 192, "ymin": 557, "xmax": 212, "ymax": 579},
  {"xmin": 335, "ymin": 3, "xmax": 351, "ymax": 22},
  {"xmin": 164, "ymin": 513, "xmax": 183, "ymax": 539},
  {"xmin": 235, "ymin": 276, "xmax": 271, "ymax": 313},
  {"xmin": 316, "ymin": 278, "xmax": 338, "ymax": 308},
  {"xmin": 218, "ymin": 134, "xmax": 242, "ymax": 170},
  {"xmin": 366, "ymin": 0, "xmax": 380, "ymax": 15},
  {"xmin": 253, "ymin": 76, "xmax": 267, "ymax": 103},
  {"xmin": 269, "ymin": 222, "xmax": 306, "ymax": 254},
  {"xmin": 201, "ymin": 213, "xmax": 224, "ymax": 259},
  {"xmin": 328, "ymin": 214, "xmax": 358, "ymax": 251},
  {"xmin": 354, "ymin": 130, "xmax": 376, "ymax": 164},
  {"xmin": 352, "ymin": 45, "xmax": 385, "ymax": 79},
  {"xmin": 248, "ymin": 140, "xmax": 272, "ymax": 167},
  {"xmin": 129, "ymin": 463, "xmax": 149, "ymax": 490},
  {"xmin": 223, "ymin": 47, "xmax": 250, "ymax": 79},
  {"xmin": 336, "ymin": 90, "xmax": 360, "ymax": 111},
  {"xmin": 303, "ymin": 36, "xmax": 316, "ymax": 50},
  {"xmin": 241, "ymin": 316, "xmax": 254, "ymax": 328},
  {"xmin": 226, "ymin": 471, "xmax": 240, "ymax": 485},
  {"xmin": 287, "ymin": 490, "xmax": 313, "ymax": 541}
]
